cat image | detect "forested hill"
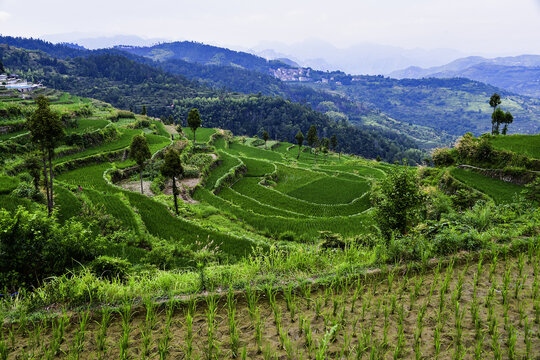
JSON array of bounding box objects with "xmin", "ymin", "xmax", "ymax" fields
[
  {"xmin": 116, "ymin": 41, "xmax": 290, "ymax": 73},
  {"xmin": 0, "ymin": 44, "xmax": 423, "ymax": 162}
]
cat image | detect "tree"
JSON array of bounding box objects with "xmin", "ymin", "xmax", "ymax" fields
[
  {"xmin": 0, "ymin": 59, "xmax": 4, "ymax": 74},
  {"xmin": 141, "ymin": 105, "xmax": 147, "ymax": 116},
  {"xmin": 370, "ymin": 163, "xmax": 424, "ymax": 240},
  {"xmin": 321, "ymin": 137, "xmax": 330, "ymax": 162},
  {"xmin": 491, "ymin": 108, "xmax": 505, "ymax": 135},
  {"xmin": 24, "ymin": 156, "xmax": 42, "ymax": 191},
  {"xmin": 330, "ymin": 134, "xmax": 339, "ymax": 159},
  {"xmin": 501, "ymin": 111, "xmax": 513, "ymax": 135},
  {"xmin": 306, "ymin": 125, "xmax": 318, "ymax": 150},
  {"xmin": 27, "ymin": 95, "xmax": 65, "ymax": 216},
  {"xmin": 295, "ymin": 130, "xmax": 304, "ymax": 159},
  {"xmin": 161, "ymin": 148, "xmax": 183, "ymax": 215},
  {"xmin": 262, "ymin": 130, "xmax": 269, "ymax": 149},
  {"xmin": 129, "ymin": 134, "xmax": 151, "ymax": 194},
  {"xmin": 187, "ymin": 108, "xmax": 202, "ymax": 143},
  {"xmin": 489, "ymin": 93, "xmax": 501, "ymax": 135}
]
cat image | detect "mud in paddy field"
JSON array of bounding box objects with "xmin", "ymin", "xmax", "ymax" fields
[{"xmin": 2, "ymin": 252, "xmax": 539, "ymax": 359}]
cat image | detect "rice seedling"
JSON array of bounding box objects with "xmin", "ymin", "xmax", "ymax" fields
[
  {"xmin": 119, "ymin": 301, "xmax": 133, "ymax": 360},
  {"xmin": 314, "ymin": 295, "xmax": 323, "ymax": 319},
  {"xmin": 315, "ymin": 324, "xmax": 339, "ymax": 360},
  {"xmin": 0, "ymin": 333, "xmax": 9, "ymax": 360},
  {"xmin": 227, "ymin": 288, "xmax": 240, "ymax": 358},
  {"xmin": 205, "ymin": 293, "xmax": 218, "ymax": 360},
  {"xmin": 184, "ymin": 310, "xmax": 194, "ymax": 360},
  {"xmin": 158, "ymin": 300, "xmax": 175, "ymax": 360},
  {"xmin": 254, "ymin": 307, "xmax": 263, "ymax": 354},
  {"xmin": 474, "ymin": 333, "xmax": 484, "ymax": 360},
  {"xmin": 96, "ymin": 307, "xmax": 111, "ymax": 358},
  {"xmin": 506, "ymin": 324, "xmax": 517, "ymax": 359},
  {"xmin": 69, "ymin": 308, "xmax": 90, "ymax": 360},
  {"xmin": 245, "ymin": 284, "xmax": 259, "ymax": 322}
]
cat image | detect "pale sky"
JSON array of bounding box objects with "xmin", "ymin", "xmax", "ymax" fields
[{"xmin": 0, "ymin": 0, "xmax": 539, "ymax": 54}]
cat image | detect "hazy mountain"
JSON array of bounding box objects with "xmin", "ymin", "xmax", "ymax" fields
[
  {"xmin": 389, "ymin": 55, "xmax": 540, "ymax": 98},
  {"xmin": 251, "ymin": 39, "xmax": 465, "ymax": 75},
  {"xmin": 42, "ymin": 33, "xmax": 168, "ymax": 49}
]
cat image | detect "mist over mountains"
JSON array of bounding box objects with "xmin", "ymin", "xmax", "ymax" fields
[
  {"xmin": 390, "ymin": 55, "xmax": 540, "ymax": 98},
  {"xmin": 249, "ymin": 39, "xmax": 466, "ymax": 75}
]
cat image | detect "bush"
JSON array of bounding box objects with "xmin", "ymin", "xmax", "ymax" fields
[
  {"xmin": 432, "ymin": 147, "xmax": 456, "ymax": 167},
  {"xmin": 371, "ymin": 164, "xmax": 425, "ymax": 239},
  {"xmin": 90, "ymin": 256, "xmax": 131, "ymax": 281},
  {"xmin": 0, "ymin": 208, "xmax": 104, "ymax": 289},
  {"xmin": 319, "ymin": 231, "xmax": 345, "ymax": 250}
]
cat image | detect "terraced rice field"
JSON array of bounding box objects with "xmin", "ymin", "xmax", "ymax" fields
[
  {"xmin": 489, "ymin": 134, "xmax": 540, "ymax": 159},
  {"xmin": 450, "ymin": 168, "xmax": 524, "ymax": 204},
  {"xmin": 192, "ymin": 139, "xmax": 379, "ymax": 239}
]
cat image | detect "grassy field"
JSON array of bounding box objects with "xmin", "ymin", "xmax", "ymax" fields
[
  {"xmin": 3, "ymin": 253, "xmax": 538, "ymax": 359},
  {"xmin": 450, "ymin": 168, "xmax": 525, "ymax": 203},
  {"xmin": 489, "ymin": 134, "xmax": 540, "ymax": 159},
  {"xmin": 182, "ymin": 127, "xmax": 217, "ymax": 143},
  {"xmin": 65, "ymin": 118, "xmax": 110, "ymax": 135}
]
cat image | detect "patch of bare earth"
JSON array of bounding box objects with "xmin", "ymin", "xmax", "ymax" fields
[
  {"xmin": 118, "ymin": 180, "xmax": 154, "ymax": 196},
  {"xmin": 163, "ymin": 178, "xmax": 201, "ymax": 204}
]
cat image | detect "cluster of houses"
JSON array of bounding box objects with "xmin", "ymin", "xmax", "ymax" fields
[
  {"xmin": 271, "ymin": 67, "xmax": 313, "ymax": 82},
  {"xmin": 0, "ymin": 74, "xmax": 42, "ymax": 93}
]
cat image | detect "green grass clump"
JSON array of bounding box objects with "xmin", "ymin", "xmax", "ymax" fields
[
  {"xmin": 489, "ymin": 134, "xmax": 540, "ymax": 159},
  {"xmin": 450, "ymin": 168, "xmax": 524, "ymax": 203}
]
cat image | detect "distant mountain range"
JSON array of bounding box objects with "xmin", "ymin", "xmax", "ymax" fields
[
  {"xmin": 389, "ymin": 55, "xmax": 540, "ymax": 98},
  {"xmin": 1, "ymin": 35, "xmax": 539, "ymax": 156},
  {"xmin": 249, "ymin": 39, "xmax": 466, "ymax": 75}
]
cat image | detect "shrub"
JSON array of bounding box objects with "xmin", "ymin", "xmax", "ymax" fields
[
  {"xmin": 279, "ymin": 231, "xmax": 296, "ymax": 242},
  {"xmin": 432, "ymin": 147, "xmax": 456, "ymax": 167},
  {"xmin": 90, "ymin": 256, "xmax": 131, "ymax": 281},
  {"xmin": 0, "ymin": 207, "xmax": 104, "ymax": 289},
  {"xmin": 371, "ymin": 163, "xmax": 425, "ymax": 240}
]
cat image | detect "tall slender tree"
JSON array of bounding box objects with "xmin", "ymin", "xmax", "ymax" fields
[
  {"xmin": 27, "ymin": 95, "xmax": 64, "ymax": 215},
  {"xmin": 141, "ymin": 105, "xmax": 147, "ymax": 116},
  {"xmin": 501, "ymin": 111, "xmax": 514, "ymax": 135},
  {"xmin": 306, "ymin": 125, "xmax": 318, "ymax": 164},
  {"xmin": 187, "ymin": 108, "xmax": 202, "ymax": 143},
  {"xmin": 295, "ymin": 130, "xmax": 304, "ymax": 159},
  {"xmin": 330, "ymin": 134, "xmax": 339, "ymax": 159},
  {"xmin": 262, "ymin": 130, "xmax": 269, "ymax": 149},
  {"xmin": 489, "ymin": 93, "xmax": 501, "ymax": 135},
  {"xmin": 491, "ymin": 108, "xmax": 505, "ymax": 135},
  {"xmin": 161, "ymin": 148, "xmax": 183, "ymax": 215},
  {"xmin": 129, "ymin": 134, "xmax": 151, "ymax": 194}
]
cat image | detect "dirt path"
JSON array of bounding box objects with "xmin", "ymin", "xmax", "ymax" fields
[{"xmin": 163, "ymin": 178, "xmax": 201, "ymax": 203}]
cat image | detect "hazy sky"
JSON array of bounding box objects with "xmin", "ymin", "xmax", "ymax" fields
[{"xmin": 0, "ymin": 0, "xmax": 539, "ymax": 54}]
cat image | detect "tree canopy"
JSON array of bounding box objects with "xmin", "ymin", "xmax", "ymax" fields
[{"xmin": 187, "ymin": 108, "xmax": 202, "ymax": 142}]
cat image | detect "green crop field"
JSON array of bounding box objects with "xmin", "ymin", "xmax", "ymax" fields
[
  {"xmin": 182, "ymin": 127, "xmax": 217, "ymax": 143},
  {"xmin": 2, "ymin": 90, "xmax": 539, "ymax": 360},
  {"xmin": 65, "ymin": 118, "xmax": 110, "ymax": 134},
  {"xmin": 489, "ymin": 134, "xmax": 540, "ymax": 159},
  {"xmin": 450, "ymin": 167, "xmax": 525, "ymax": 203}
]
